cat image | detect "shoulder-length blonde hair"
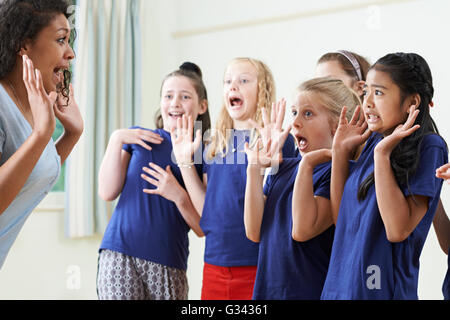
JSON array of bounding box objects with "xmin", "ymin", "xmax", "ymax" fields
[{"xmin": 206, "ymin": 57, "xmax": 276, "ymax": 159}]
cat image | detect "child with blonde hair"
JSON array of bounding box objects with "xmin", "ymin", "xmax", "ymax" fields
[
  {"xmin": 244, "ymin": 77, "xmax": 360, "ymax": 299},
  {"xmin": 171, "ymin": 57, "xmax": 296, "ymax": 300}
]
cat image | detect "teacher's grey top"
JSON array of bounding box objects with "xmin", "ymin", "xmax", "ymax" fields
[{"xmin": 0, "ymin": 83, "xmax": 60, "ymax": 269}]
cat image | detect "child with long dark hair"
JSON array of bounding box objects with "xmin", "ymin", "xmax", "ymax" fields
[{"xmin": 322, "ymin": 52, "xmax": 448, "ymax": 299}]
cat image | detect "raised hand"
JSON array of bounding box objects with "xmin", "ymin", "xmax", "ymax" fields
[
  {"xmin": 141, "ymin": 162, "xmax": 183, "ymax": 203},
  {"xmin": 170, "ymin": 115, "xmax": 202, "ymax": 165},
  {"xmin": 436, "ymin": 163, "xmax": 450, "ymax": 180},
  {"xmin": 53, "ymin": 83, "xmax": 84, "ymax": 137},
  {"xmin": 247, "ymin": 98, "xmax": 291, "ymax": 167},
  {"xmin": 332, "ymin": 105, "xmax": 371, "ymax": 158},
  {"xmin": 22, "ymin": 55, "xmax": 57, "ymax": 139},
  {"xmin": 111, "ymin": 128, "xmax": 163, "ymax": 151},
  {"xmin": 374, "ymin": 106, "xmax": 420, "ymax": 156},
  {"xmin": 300, "ymin": 148, "xmax": 332, "ymax": 169}
]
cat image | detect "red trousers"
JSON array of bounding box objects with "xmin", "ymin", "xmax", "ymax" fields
[{"xmin": 201, "ymin": 262, "xmax": 257, "ymax": 300}]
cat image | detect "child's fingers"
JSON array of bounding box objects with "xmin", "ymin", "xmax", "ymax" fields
[
  {"xmin": 436, "ymin": 163, "xmax": 450, "ymax": 173},
  {"xmin": 339, "ymin": 106, "xmax": 349, "ymax": 126},
  {"xmin": 270, "ymin": 103, "xmax": 277, "ymax": 124},
  {"xmin": 244, "ymin": 141, "xmax": 250, "ymax": 154},
  {"xmin": 279, "ymin": 125, "xmax": 292, "ymax": 146},
  {"xmin": 187, "ymin": 115, "xmax": 193, "ymax": 139},
  {"xmin": 143, "ymin": 188, "xmax": 159, "ymax": 195},
  {"xmin": 361, "ymin": 127, "xmax": 372, "ymax": 142},
  {"xmin": 138, "ymin": 140, "xmax": 152, "ymax": 151},
  {"xmin": 149, "ymin": 162, "xmax": 167, "ymax": 176},
  {"xmin": 402, "ymin": 124, "xmax": 420, "ymax": 138},
  {"xmin": 404, "ymin": 108, "xmax": 420, "ymax": 128},
  {"xmin": 170, "ymin": 126, "xmax": 177, "ymax": 141},
  {"xmin": 176, "ymin": 117, "xmax": 183, "ymax": 138},
  {"xmin": 261, "ymin": 107, "xmax": 269, "ymax": 127},
  {"xmin": 140, "ymin": 132, "xmax": 163, "ymax": 144},
  {"xmin": 141, "ymin": 173, "xmax": 159, "ymax": 186},
  {"xmin": 192, "ymin": 129, "xmax": 202, "ymax": 153},
  {"xmin": 358, "ymin": 121, "xmax": 368, "ymax": 134},
  {"xmin": 275, "ymin": 99, "xmax": 286, "ymax": 130},
  {"xmin": 143, "ymin": 165, "xmax": 162, "ymax": 180},
  {"xmin": 349, "ymin": 105, "xmax": 361, "ymax": 125}
]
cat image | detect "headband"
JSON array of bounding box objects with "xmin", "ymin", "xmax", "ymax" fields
[{"xmin": 335, "ymin": 50, "xmax": 363, "ymax": 81}]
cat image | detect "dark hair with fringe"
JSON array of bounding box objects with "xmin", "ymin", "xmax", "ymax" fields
[
  {"xmin": 155, "ymin": 62, "xmax": 211, "ymax": 137},
  {"xmin": 357, "ymin": 52, "xmax": 444, "ymax": 201}
]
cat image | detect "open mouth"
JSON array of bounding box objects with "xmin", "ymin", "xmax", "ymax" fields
[
  {"xmin": 296, "ymin": 135, "xmax": 308, "ymax": 151},
  {"xmin": 229, "ymin": 96, "xmax": 243, "ymax": 108},
  {"xmin": 168, "ymin": 111, "xmax": 184, "ymax": 119},
  {"xmin": 366, "ymin": 113, "xmax": 380, "ymax": 123},
  {"xmin": 53, "ymin": 67, "xmax": 67, "ymax": 86}
]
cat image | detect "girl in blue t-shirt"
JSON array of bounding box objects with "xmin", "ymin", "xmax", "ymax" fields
[
  {"xmin": 244, "ymin": 77, "xmax": 360, "ymax": 299},
  {"xmin": 322, "ymin": 52, "xmax": 448, "ymax": 300},
  {"xmin": 96, "ymin": 62, "xmax": 211, "ymax": 300},
  {"xmin": 435, "ymin": 164, "xmax": 450, "ymax": 300},
  {"xmin": 171, "ymin": 57, "xmax": 296, "ymax": 300}
]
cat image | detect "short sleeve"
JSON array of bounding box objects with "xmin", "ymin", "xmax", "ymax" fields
[
  {"xmin": 402, "ymin": 134, "xmax": 448, "ymax": 198},
  {"xmin": 313, "ymin": 163, "xmax": 332, "ymax": 199},
  {"xmin": 121, "ymin": 126, "xmax": 142, "ymax": 154},
  {"xmin": 263, "ymin": 170, "xmax": 274, "ymax": 196}
]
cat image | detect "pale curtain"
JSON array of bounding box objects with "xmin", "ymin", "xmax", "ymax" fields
[{"xmin": 65, "ymin": 0, "xmax": 142, "ymax": 237}]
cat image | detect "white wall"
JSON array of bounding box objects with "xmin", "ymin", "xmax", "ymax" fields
[{"xmin": 0, "ymin": 0, "xmax": 448, "ymax": 300}]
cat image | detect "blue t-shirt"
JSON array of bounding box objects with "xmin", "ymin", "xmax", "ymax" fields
[
  {"xmin": 321, "ymin": 133, "xmax": 448, "ymax": 300},
  {"xmin": 200, "ymin": 130, "xmax": 296, "ymax": 267},
  {"xmin": 253, "ymin": 153, "xmax": 334, "ymax": 300},
  {"xmin": 0, "ymin": 84, "xmax": 61, "ymax": 269},
  {"xmin": 444, "ymin": 249, "xmax": 450, "ymax": 300},
  {"xmin": 100, "ymin": 128, "xmax": 202, "ymax": 270}
]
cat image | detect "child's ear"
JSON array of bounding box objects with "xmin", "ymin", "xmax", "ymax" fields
[
  {"xmin": 354, "ymin": 80, "xmax": 365, "ymax": 98},
  {"xmin": 405, "ymin": 93, "xmax": 421, "ymax": 113},
  {"xmin": 331, "ymin": 121, "xmax": 339, "ymax": 137},
  {"xmin": 198, "ymin": 99, "xmax": 208, "ymax": 115}
]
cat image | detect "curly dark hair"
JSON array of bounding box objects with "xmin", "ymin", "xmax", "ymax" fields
[{"xmin": 0, "ymin": 0, "xmax": 75, "ymax": 102}]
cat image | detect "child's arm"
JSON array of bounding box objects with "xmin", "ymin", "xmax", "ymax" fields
[
  {"xmin": 141, "ymin": 163, "xmax": 204, "ymax": 237},
  {"xmin": 243, "ymin": 99, "xmax": 292, "ymax": 242},
  {"xmin": 374, "ymin": 107, "xmax": 428, "ymax": 242},
  {"xmin": 171, "ymin": 115, "xmax": 207, "ymax": 215},
  {"xmin": 434, "ymin": 164, "xmax": 450, "ymax": 253},
  {"xmin": 436, "ymin": 163, "xmax": 450, "ymax": 180},
  {"xmin": 433, "ymin": 200, "xmax": 450, "ymax": 254},
  {"xmin": 98, "ymin": 128, "xmax": 163, "ymax": 201},
  {"xmin": 292, "ymin": 149, "xmax": 332, "ymax": 242},
  {"xmin": 330, "ymin": 106, "xmax": 371, "ymax": 224},
  {"xmin": 244, "ymin": 162, "xmax": 266, "ymax": 243}
]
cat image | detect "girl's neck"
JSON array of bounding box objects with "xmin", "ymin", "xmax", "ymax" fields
[
  {"xmin": 232, "ymin": 119, "xmax": 253, "ymax": 130},
  {"xmin": 353, "ymin": 141, "xmax": 367, "ymax": 161}
]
